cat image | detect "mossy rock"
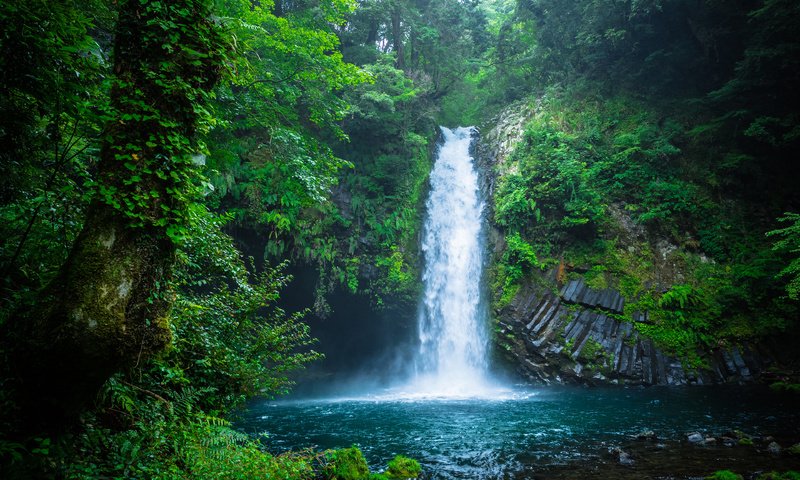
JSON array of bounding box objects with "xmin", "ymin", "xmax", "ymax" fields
[
  {"xmin": 386, "ymin": 455, "xmax": 422, "ymax": 479},
  {"xmin": 731, "ymin": 430, "xmax": 753, "ymax": 446},
  {"xmin": 788, "ymin": 443, "xmax": 800, "ymax": 456},
  {"xmin": 323, "ymin": 446, "xmax": 370, "ymax": 480}
]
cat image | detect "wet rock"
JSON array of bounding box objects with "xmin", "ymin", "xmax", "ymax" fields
[
  {"xmin": 496, "ymin": 266, "xmax": 773, "ymax": 386},
  {"xmin": 635, "ymin": 430, "xmax": 657, "ymax": 441},
  {"xmin": 618, "ymin": 452, "xmax": 635, "ymax": 466},
  {"xmin": 721, "ymin": 436, "xmax": 736, "ymax": 447},
  {"xmin": 609, "ymin": 447, "xmax": 635, "ymax": 466},
  {"xmin": 687, "ymin": 432, "xmax": 704, "ymax": 443},
  {"xmin": 704, "ymin": 437, "xmax": 717, "ymax": 445},
  {"xmin": 768, "ymin": 441, "xmax": 782, "ymax": 455}
]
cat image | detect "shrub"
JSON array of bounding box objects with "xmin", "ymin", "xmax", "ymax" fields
[
  {"xmin": 323, "ymin": 446, "xmax": 370, "ymax": 480},
  {"xmin": 386, "ymin": 455, "xmax": 422, "ymax": 479},
  {"xmin": 706, "ymin": 471, "xmax": 743, "ymax": 480}
]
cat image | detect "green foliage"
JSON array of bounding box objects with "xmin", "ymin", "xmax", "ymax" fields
[
  {"xmin": 0, "ymin": 1, "xmax": 376, "ymax": 476},
  {"xmin": 208, "ymin": 34, "xmax": 432, "ymax": 309},
  {"xmin": 494, "ymin": 94, "xmax": 612, "ymax": 246},
  {"xmin": 323, "ymin": 446, "xmax": 370, "ymax": 480},
  {"xmin": 770, "ymin": 382, "xmax": 800, "ymax": 394},
  {"xmin": 767, "ymin": 213, "xmax": 800, "ymax": 300},
  {"xmin": 386, "ymin": 454, "xmax": 422, "ymax": 478},
  {"xmin": 510, "ymin": 0, "xmax": 751, "ymax": 96},
  {"xmin": 206, "ymin": 0, "xmax": 367, "ymax": 240},
  {"xmin": 577, "ymin": 338, "xmax": 604, "ymax": 364},
  {"xmin": 706, "ymin": 471, "xmax": 743, "ymax": 480},
  {"xmin": 374, "ymin": 246, "xmax": 418, "ymax": 305},
  {"xmin": 0, "ymin": 0, "xmax": 107, "ymax": 306},
  {"xmin": 47, "ymin": 383, "xmax": 318, "ymax": 479},
  {"xmin": 2, "ymin": 203, "xmax": 325, "ymax": 477},
  {"xmin": 95, "ymin": 0, "xmax": 226, "ymax": 241},
  {"xmin": 490, "ymin": 85, "xmax": 798, "ymax": 367},
  {"xmin": 163, "ymin": 206, "xmax": 323, "ymax": 410},
  {"xmin": 502, "ymin": 232, "xmax": 543, "ymax": 284},
  {"xmin": 757, "ymin": 473, "xmax": 800, "ymax": 480},
  {"xmin": 491, "ymin": 231, "xmax": 548, "ymax": 310},
  {"xmin": 738, "ymin": 437, "xmax": 754, "ymax": 446}
]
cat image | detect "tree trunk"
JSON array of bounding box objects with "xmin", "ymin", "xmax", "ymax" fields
[
  {"xmin": 367, "ymin": 17, "xmax": 378, "ymax": 45},
  {"xmin": 392, "ymin": 6, "xmax": 405, "ymax": 70},
  {"xmin": 4, "ymin": 0, "xmax": 222, "ymax": 431}
]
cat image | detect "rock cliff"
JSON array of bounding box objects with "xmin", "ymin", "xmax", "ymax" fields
[
  {"xmin": 495, "ymin": 277, "xmax": 773, "ymax": 385},
  {"xmin": 480, "ymin": 103, "xmax": 780, "ymax": 386}
]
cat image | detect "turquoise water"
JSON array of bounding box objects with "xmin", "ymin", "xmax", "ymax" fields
[{"xmin": 237, "ymin": 386, "xmax": 800, "ymax": 479}]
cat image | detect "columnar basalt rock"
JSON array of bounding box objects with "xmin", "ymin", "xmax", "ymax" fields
[{"xmin": 495, "ymin": 278, "xmax": 771, "ymax": 385}]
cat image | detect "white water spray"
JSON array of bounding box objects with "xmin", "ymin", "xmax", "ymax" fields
[{"xmin": 407, "ymin": 126, "xmax": 494, "ymax": 396}]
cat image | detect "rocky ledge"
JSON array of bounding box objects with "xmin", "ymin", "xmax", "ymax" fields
[{"xmin": 497, "ymin": 277, "xmax": 776, "ymax": 386}]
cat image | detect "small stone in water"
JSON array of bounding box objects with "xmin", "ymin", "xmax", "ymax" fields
[
  {"xmin": 618, "ymin": 452, "xmax": 635, "ymax": 466},
  {"xmin": 768, "ymin": 441, "xmax": 782, "ymax": 455},
  {"xmin": 609, "ymin": 446, "xmax": 635, "ymax": 466},
  {"xmin": 636, "ymin": 430, "xmax": 657, "ymax": 441},
  {"xmin": 687, "ymin": 432, "xmax": 704, "ymax": 443},
  {"xmin": 722, "ymin": 436, "xmax": 736, "ymax": 447}
]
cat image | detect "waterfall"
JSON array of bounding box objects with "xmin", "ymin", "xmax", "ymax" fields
[{"xmin": 411, "ymin": 126, "xmax": 492, "ymax": 395}]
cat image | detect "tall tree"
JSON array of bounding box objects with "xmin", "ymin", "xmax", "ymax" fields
[{"xmin": 3, "ymin": 0, "xmax": 224, "ymax": 430}]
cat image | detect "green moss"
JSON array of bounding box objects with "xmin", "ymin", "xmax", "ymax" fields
[
  {"xmin": 737, "ymin": 437, "xmax": 754, "ymax": 446},
  {"xmin": 789, "ymin": 443, "xmax": 800, "ymax": 456},
  {"xmin": 577, "ymin": 338, "xmax": 604, "ymax": 362},
  {"xmin": 323, "ymin": 446, "xmax": 370, "ymax": 480},
  {"xmin": 386, "ymin": 455, "xmax": 422, "ymax": 479},
  {"xmin": 770, "ymin": 382, "xmax": 800, "ymax": 393},
  {"xmin": 706, "ymin": 470, "xmax": 743, "ymax": 480},
  {"xmin": 497, "ymin": 282, "xmax": 521, "ymax": 309}
]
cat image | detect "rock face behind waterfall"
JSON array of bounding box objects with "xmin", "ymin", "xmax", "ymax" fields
[{"xmin": 479, "ymin": 103, "xmax": 782, "ymax": 387}]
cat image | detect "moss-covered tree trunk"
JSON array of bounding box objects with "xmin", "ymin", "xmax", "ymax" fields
[{"xmin": 6, "ymin": 0, "xmax": 223, "ymax": 430}]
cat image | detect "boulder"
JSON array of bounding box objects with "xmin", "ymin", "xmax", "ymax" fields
[
  {"xmin": 767, "ymin": 441, "xmax": 782, "ymax": 455},
  {"xmin": 687, "ymin": 432, "xmax": 704, "ymax": 443}
]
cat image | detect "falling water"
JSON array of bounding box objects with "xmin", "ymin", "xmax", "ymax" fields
[{"xmin": 410, "ymin": 126, "xmax": 493, "ymax": 396}]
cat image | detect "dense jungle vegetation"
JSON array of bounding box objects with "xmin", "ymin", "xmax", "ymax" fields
[
  {"xmin": 0, "ymin": 0, "xmax": 798, "ymax": 478},
  {"xmin": 488, "ymin": 0, "xmax": 800, "ymax": 369}
]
